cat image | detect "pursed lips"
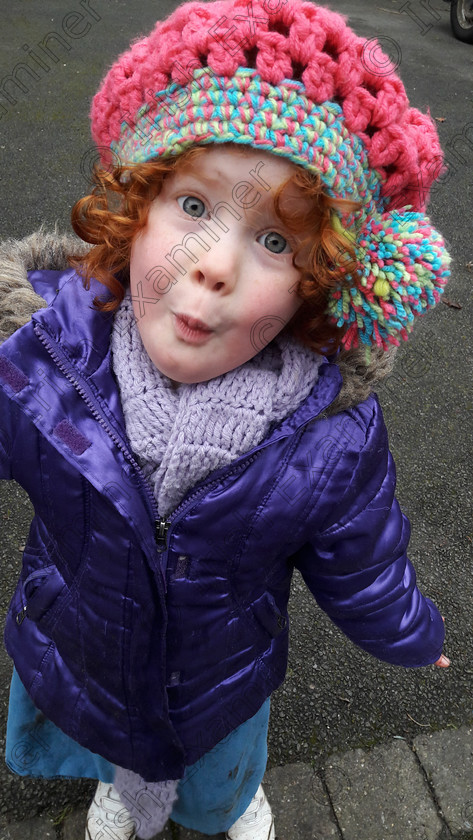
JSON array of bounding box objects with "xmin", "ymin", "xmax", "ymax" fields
[
  {"xmin": 173, "ymin": 312, "xmax": 216, "ymax": 345},
  {"xmin": 176, "ymin": 313, "xmax": 213, "ymax": 332}
]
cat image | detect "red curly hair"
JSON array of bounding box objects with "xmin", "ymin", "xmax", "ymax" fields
[{"xmin": 70, "ymin": 143, "xmax": 359, "ymax": 355}]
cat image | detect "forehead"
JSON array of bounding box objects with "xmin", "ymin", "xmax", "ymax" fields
[
  {"xmin": 174, "ymin": 143, "xmax": 297, "ymax": 189},
  {"xmin": 173, "ymin": 143, "xmax": 313, "ymax": 216}
]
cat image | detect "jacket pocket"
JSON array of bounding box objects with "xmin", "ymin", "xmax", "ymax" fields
[
  {"xmin": 247, "ymin": 591, "xmax": 288, "ymax": 639},
  {"xmin": 23, "ymin": 565, "xmax": 66, "ymax": 620},
  {"xmin": 15, "ymin": 564, "xmax": 69, "ymax": 635}
]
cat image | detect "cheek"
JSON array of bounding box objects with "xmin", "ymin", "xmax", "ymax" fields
[
  {"xmin": 250, "ymin": 274, "xmax": 302, "ymax": 324},
  {"xmin": 129, "ymin": 235, "xmax": 145, "ymax": 289},
  {"xmin": 129, "ymin": 234, "xmax": 163, "ymax": 326},
  {"xmin": 235, "ymin": 289, "xmax": 302, "ymax": 356},
  {"xmin": 280, "ymin": 265, "xmax": 304, "ymax": 319},
  {"xmin": 130, "ymin": 230, "xmax": 175, "ymax": 311},
  {"xmin": 130, "ymin": 230, "xmax": 157, "ymax": 279}
]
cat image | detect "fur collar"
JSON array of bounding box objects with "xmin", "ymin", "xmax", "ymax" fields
[{"xmin": 0, "ymin": 227, "xmax": 396, "ymax": 415}]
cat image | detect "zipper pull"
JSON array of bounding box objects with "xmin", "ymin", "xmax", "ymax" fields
[
  {"xmin": 155, "ymin": 517, "xmax": 170, "ymax": 551},
  {"xmin": 16, "ymin": 606, "xmax": 27, "ymax": 625}
]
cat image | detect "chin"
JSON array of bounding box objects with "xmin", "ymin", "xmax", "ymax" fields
[
  {"xmin": 153, "ymin": 361, "xmax": 214, "ymax": 385},
  {"xmin": 173, "ymin": 371, "xmax": 217, "ymax": 385},
  {"xmin": 147, "ymin": 349, "xmax": 234, "ymax": 384}
]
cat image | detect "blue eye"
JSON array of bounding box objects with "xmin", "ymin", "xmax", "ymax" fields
[
  {"xmin": 177, "ymin": 195, "xmax": 291, "ymax": 254},
  {"xmin": 177, "ymin": 195, "xmax": 206, "ymax": 218},
  {"xmin": 260, "ymin": 231, "xmax": 290, "ymax": 254}
]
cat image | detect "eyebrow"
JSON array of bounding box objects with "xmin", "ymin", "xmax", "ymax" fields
[
  {"xmin": 173, "ymin": 168, "xmax": 232, "ymax": 188},
  {"xmin": 173, "ymin": 167, "xmax": 275, "ymax": 206}
]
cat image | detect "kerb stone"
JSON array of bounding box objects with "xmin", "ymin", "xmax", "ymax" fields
[
  {"xmin": 414, "ymin": 725, "xmax": 473, "ymax": 837},
  {"xmin": 324, "ymin": 739, "xmax": 446, "ymax": 840},
  {"xmin": 263, "ymin": 762, "xmax": 341, "ymax": 839}
]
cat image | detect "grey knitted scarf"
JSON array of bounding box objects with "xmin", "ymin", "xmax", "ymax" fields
[
  {"xmin": 110, "ymin": 290, "xmax": 321, "ymax": 837},
  {"xmin": 111, "ymin": 290, "xmax": 322, "ymax": 517}
]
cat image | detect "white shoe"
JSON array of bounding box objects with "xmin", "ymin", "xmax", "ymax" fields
[
  {"xmin": 226, "ymin": 785, "xmax": 276, "ymax": 840},
  {"xmin": 86, "ymin": 781, "xmax": 137, "ymax": 840}
]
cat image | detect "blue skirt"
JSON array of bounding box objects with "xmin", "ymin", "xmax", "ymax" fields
[{"xmin": 5, "ymin": 668, "xmax": 270, "ymax": 834}]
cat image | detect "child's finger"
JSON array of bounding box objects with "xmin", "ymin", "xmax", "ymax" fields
[{"xmin": 434, "ymin": 654, "xmax": 450, "ymax": 668}]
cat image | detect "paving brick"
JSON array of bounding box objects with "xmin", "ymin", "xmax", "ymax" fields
[
  {"xmin": 0, "ymin": 817, "xmax": 56, "ymax": 840},
  {"xmin": 324, "ymin": 739, "xmax": 446, "ymax": 840},
  {"xmin": 264, "ymin": 762, "xmax": 341, "ymax": 840},
  {"xmin": 152, "ymin": 764, "xmax": 340, "ymax": 839},
  {"xmin": 414, "ymin": 726, "xmax": 473, "ymax": 837},
  {"xmin": 63, "ymin": 809, "xmax": 86, "ymax": 840}
]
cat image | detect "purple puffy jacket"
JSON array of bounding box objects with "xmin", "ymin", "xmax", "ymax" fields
[{"xmin": 0, "ymin": 265, "xmax": 444, "ymax": 782}]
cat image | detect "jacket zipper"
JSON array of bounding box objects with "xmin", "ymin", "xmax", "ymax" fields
[
  {"xmin": 155, "ymin": 518, "xmax": 170, "ymax": 550},
  {"xmin": 33, "ymin": 322, "xmax": 311, "ymax": 568},
  {"xmin": 33, "ymin": 323, "xmax": 259, "ymax": 560},
  {"xmin": 33, "ymin": 323, "xmax": 161, "ymax": 532},
  {"xmin": 153, "ymin": 451, "xmax": 260, "ymax": 553}
]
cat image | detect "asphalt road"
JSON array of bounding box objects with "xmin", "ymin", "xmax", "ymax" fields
[{"xmin": 0, "ymin": 0, "xmax": 472, "ymax": 826}]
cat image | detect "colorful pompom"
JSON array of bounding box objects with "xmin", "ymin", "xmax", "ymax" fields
[{"xmin": 327, "ymin": 209, "xmax": 451, "ymax": 354}]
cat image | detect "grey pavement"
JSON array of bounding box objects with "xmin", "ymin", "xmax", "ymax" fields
[
  {"xmin": 1, "ymin": 0, "xmax": 472, "ymax": 838},
  {"xmin": 2, "ymin": 727, "xmax": 473, "ymax": 839}
]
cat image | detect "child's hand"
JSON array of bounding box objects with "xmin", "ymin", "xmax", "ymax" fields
[
  {"xmin": 434, "ymin": 654, "xmax": 450, "ymax": 668},
  {"xmin": 434, "ymin": 616, "xmax": 450, "ymax": 667}
]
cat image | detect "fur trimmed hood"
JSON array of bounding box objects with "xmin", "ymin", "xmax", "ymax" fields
[
  {"xmin": 0, "ymin": 227, "xmax": 89, "ymax": 340},
  {"xmin": 0, "ymin": 227, "xmax": 396, "ymax": 414}
]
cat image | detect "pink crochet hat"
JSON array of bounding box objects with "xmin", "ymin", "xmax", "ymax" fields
[{"xmin": 91, "ymin": 0, "xmax": 450, "ymax": 352}]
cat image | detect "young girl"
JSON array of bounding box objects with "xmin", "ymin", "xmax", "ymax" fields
[{"xmin": 0, "ymin": 0, "xmax": 452, "ymax": 838}]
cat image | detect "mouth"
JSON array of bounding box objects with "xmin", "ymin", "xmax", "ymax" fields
[{"xmin": 174, "ymin": 313, "xmax": 214, "ymax": 345}]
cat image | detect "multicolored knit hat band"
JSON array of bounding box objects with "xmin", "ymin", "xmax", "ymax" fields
[
  {"xmin": 91, "ymin": 0, "xmax": 451, "ymax": 353},
  {"xmin": 113, "ymin": 66, "xmax": 385, "ymax": 226}
]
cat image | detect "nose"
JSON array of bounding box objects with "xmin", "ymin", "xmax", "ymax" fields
[{"xmin": 190, "ymin": 229, "xmax": 239, "ymax": 293}]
